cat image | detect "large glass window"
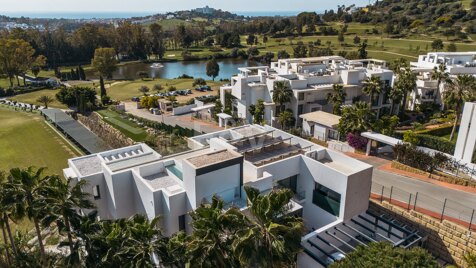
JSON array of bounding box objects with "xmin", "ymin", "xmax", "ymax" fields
[
  {"xmin": 312, "ymin": 183, "xmax": 341, "ymax": 216},
  {"xmin": 277, "ymin": 175, "xmax": 297, "ymax": 193},
  {"xmin": 178, "ymin": 215, "xmax": 186, "ymax": 231},
  {"xmin": 298, "ymin": 92, "xmax": 305, "ymax": 101}
]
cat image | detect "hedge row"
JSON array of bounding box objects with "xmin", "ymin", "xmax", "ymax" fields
[
  {"xmin": 416, "ymin": 125, "xmax": 456, "ymax": 136},
  {"xmin": 415, "ymin": 134, "xmax": 456, "ymax": 155}
]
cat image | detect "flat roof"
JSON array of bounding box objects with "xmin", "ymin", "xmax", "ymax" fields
[
  {"xmin": 300, "ymin": 111, "xmax": 341, "ymax": 128},
  {"xmin": 186, "ymin": 149, "xmax": 240, "ymax": 168},
  {"xmin": 217, "ymin": 113, "xmax": 233, "ymax": 119},
  {"xmin": 42, "ymin": 109, "xmax": 110, "ymax": 154},
  {"xmin": 72, "ymin": 155, "xmax": 103, "ymax": 176},
  {"xmin": 361, "ymin": 132, "xmax": 402, "ymax": 146}
]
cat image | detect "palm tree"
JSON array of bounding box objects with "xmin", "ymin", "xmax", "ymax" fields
[
  {"xmin": 188, "ymin": 196, "xmax": 246, "ymax": 267},
  {"xmin": 160, "ymin": 231, "xmax": 189, "ymax": 268},
  {"xmin": 42, "ymin": 177, "xmax": 95, "ymax": 255},
  {"xmin": 36, "ymin": 95, "xmax": 53, "ymax": 109},
  {"xmin": 443, "ymin": 74, "xmax": 476, "ymax": 141},
  {"xmin": 6, "ymin": 167, "xmax": 53, "ymax": 262},
  {"xmin": 277, "ymin": 109, "xmax": 295, "ymax": 130},
  {"xmin": 362, "ymin": 76, "xmax": 383, "ymax": 108},
  {"xmin": 338, "ymin": 101, "xmax": 373, "ymax": 135},
  {"xmin": 431, "ymin": 63, "xmax": 449, "ymax": 108},
  {"xmin": 388, "ymin": 86, "xmax": 403, "ymax": 115},
  {"xmin": 272, "ymin": 81, "xmax": 293, "ymax": 116},
  {"xmin": 0, "ymin": 171, "xmax": 13, "ymax": 266},
  {"xmin": 327, "ymin": 84, "xmax": 347, "ymax": 115},
  {"xmin": 394, "ymin": 67, "xmax": 416, "ymax": 115},
  {"xmin": 117, "ymin": 215, "xmax": 167, "ymax": 267},
  {"xmin": 233, "ymin": 187, "xmax": 305, "ymax": 267}
]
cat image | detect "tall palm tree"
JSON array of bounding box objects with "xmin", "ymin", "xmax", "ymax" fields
[
  {"xmin": 7, "ymin": 167, "xmax": 53, "ymax": 262},
  {"xmin": 160, "ymin": 231, "xmax": 189, "ymax": 268},
  {"xmin": 443, "ymin": 74, "xmax": 476, "ymax": 141},
  {"xmin": 431, "ymin": 63, "xmax": 450, "ymax": 108},
  {"xmin": 0, "ymin": 171, "xmax": 13, "ymax": 266},
  {"xmin": 117, "ymin": 215, "xmax": 167, "ymax": 268},
  {"xmin": 338, "ymin": 101, "xmax": 373, "ymax": 135},
  {"xmin": 394, "ymin": 67, "xmax": 416, "ymax": 115},
  {"xmin": 271, "ymin": 81, "xmax": 293, "ymax": 116},
  {"xmin": 327, "ymin": 84, "xmax": 347, "ymax": 115},
  {"xmin": 42, "ymin": 177, "xmax": 95, "ymax": 254},
  {"xmin": 233, "ymin": 187, "xmax": 305, "ymax": 267},
  {"xmin": 388, "ymin": 86, "xmax": 403, "ymax": 115},
  {"xmin": 188, "ymin": 196, "xmax": 246, "ymax": 267},
  {"xmin": 277, "ymin": 109, "xmax": 295, "ymax": 130},
  {"xmin": 362, "ymin": 76, "xmax": 383, "ymax": 108}
]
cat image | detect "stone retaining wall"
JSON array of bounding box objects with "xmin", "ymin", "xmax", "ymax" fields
[
  {"xmin": 369, "ymin": 200, "xmax": 476, "ymax": 267},
  {"xmin": 78, "ymin": 113, "xmax": 134, "ymax": 149}
]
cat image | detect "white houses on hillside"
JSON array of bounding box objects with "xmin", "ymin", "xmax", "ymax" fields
[{"xmin": 220, "ymin": 57, "xmax": 396, "ymax": 128}]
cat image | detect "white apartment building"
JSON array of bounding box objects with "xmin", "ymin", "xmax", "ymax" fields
[
  {"xmin": 64, "ymin": 124, "xmax": 372, "ymax": 236},
  {"xmin": 64, "ymin": 124, "xmax": 424, "ymax": 267},
  {"xmin": 410, "ymin": 52, "xmax": 476, "ymax": 110},
  {"xmin": 220, "ymin": 57, "xmax": 395, "ymax": 128}
]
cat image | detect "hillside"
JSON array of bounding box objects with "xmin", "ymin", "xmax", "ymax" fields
[{"xmin": 325, "ymin": 0, "xmax": 476, "ymax": 41}]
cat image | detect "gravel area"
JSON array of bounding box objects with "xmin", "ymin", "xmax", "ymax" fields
[
  {"xmin": 187, "ymin": 150, "xmax": 238, "ymax": 168},
  {"xmin": 72, "ymin": 155, "xmax": 103, "ymax": 176}
]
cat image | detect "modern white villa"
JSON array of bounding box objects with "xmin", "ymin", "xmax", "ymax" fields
[
  {"xmin": 63, "ymin": 124, "xmax": 423, "ymax": 267},
  {"xmin": 220, "ymin": 57, "xmax": 395, "ymax": 128},
  {"xmin": 409, "ymin": 52, "xmax": 476, "ymax": 110}
]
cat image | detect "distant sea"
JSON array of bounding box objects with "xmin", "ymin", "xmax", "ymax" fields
[{"xmin": 1, "ymin": 11, "xmax": 309, "ymax": 19}]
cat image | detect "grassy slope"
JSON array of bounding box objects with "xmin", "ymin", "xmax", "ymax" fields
[
  {"xmin": 96, "ymin": 109, "xmax": 148, "ymax": 141},
  {"xmin": 0, "ymin": 106, "xmax": 81, "ymax": 232},
  {"xmin": 9, "ymin": 88, "xmax": 67, "ymax": 108}
]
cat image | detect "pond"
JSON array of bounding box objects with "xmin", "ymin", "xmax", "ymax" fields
[{"xmin": 86, "ymin": 58, "xmax": 257, "ymax": 80}]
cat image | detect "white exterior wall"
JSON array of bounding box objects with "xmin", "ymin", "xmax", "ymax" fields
[
  {"xmin": 195, "ymin": 164, "xmax": 241, "ymax": 204},
  {"xmin": 455, "ymin": 102, "xmax": 476, "ymax": 163}
]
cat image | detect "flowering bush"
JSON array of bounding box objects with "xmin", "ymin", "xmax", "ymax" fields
[{"xmin": 346, "ymin": 133, "xmax": 368, "ymax": 150}]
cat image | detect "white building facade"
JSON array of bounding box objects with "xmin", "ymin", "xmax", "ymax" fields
[
  {"xmin": 64, "ymin": 125, "xmax": 373, "ymax": 239},
  {"xmin": 410, "ymin": 52, "xmax": 476, "ymax": 110},
  {"xmin": 220, "ymin": 57, "xmax": 395, "ymax": 128}
]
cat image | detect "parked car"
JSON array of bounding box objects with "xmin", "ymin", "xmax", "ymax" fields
[
  {"xmin": 131, "ymin": 97, "xmax": 140, "ymax": 102},
  {"xmin": 185, "ymin": 89, "xmax": 192, "ymax": 95},
  {"xmin": 195, "ymin": 87, "xmax": 205, "ymax": 92},
  {"xmin": 201, "ymin": 86, "xmax": 212, "ymax": 91}
]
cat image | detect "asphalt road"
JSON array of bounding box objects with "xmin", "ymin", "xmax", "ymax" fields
[{"xmin": 361, "ymin": 157, "xmax": 476, "ymax": 216}]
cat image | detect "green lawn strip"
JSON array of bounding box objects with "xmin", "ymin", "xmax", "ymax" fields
[
  {"xmin": 96, "ymin": 110, "xmax": 147, "ymax": 141},
  {"xmin": 0, "ymin": 106, "xmax": 80, "ymax": 234}
]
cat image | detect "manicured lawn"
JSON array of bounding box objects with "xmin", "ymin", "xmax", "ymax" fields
[
  {"xmin": 0, "ymin": 106, "xmax": 81, "ymax": 232},
  {"xmin": 9, "ymin": 88, "xmax": 67, "ymax": 108},
  {"xmin": 96, "ymin": 109, "xmax": 148, "ymax": 141},
  {"xmin": 105, "ymin": 78, "xmax": 222, "ymax": 103}
]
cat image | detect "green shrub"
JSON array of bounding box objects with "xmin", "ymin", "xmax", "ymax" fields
[
  {"xmin": 416, "ymin": 125, "xmax": 456, "ymax": 137},
  {"xmin": 415, "ymin": 134, "xmax": 455, "ymax": 154}
]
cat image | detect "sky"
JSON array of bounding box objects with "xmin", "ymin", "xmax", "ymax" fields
[{"xmin": 0, "ymin": 0, "xmax": 370, "ymax": 13}]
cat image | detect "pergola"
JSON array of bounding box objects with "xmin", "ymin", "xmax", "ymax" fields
[{"xmin": 361, "ymin": 132, "xmax": 403, "ymax": 156}]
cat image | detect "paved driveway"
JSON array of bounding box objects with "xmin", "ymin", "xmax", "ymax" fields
[{"xmin": 124, "ymin": 102, "xmax": 223, "ymax": 134}]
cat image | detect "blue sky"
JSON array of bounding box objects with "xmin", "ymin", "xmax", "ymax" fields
[{"xmin": 1, "ymin": 0, "xmax": 370, "ymax": 13}]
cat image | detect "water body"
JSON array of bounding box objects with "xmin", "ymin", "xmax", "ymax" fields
[{"xmin": 86, "ymin": 58, "xmax": 256, "ymax": 80}]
